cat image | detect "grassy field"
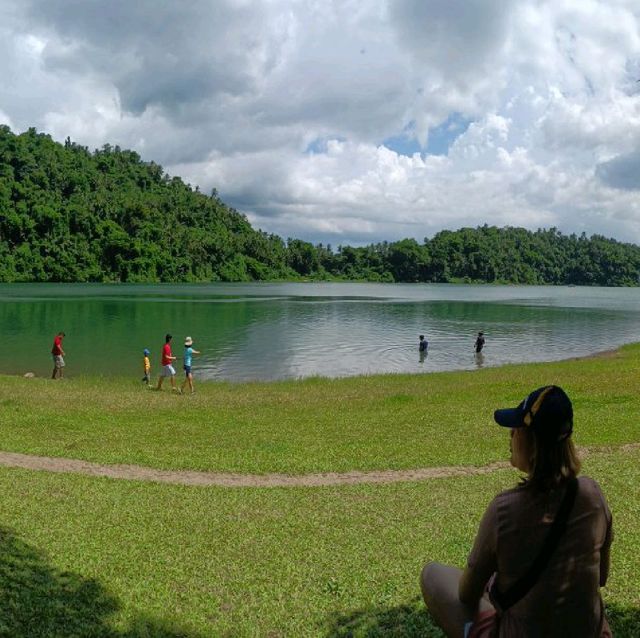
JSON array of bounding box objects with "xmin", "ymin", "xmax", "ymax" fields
[
  {"xmin": 1, "ymin": 346, "xmax": 640, "ymax": 636},
  {"xmin": 1, "ymin": 345, "xmax": 640, "ymax": 473}
]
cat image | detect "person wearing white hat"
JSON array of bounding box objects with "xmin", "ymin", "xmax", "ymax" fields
[{"xmin": 181, "ymin": 336, "xmax": 201, "ymax": 394}]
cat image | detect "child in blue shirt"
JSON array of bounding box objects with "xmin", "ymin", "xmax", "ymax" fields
[{"xmin": 181, "ymin": 336, "xmax": 201, "ymax": 394}]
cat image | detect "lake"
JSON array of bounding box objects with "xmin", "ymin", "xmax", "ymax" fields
[{"xmin": 2, "ymin": 282, "xmax": 640, "ymax": 382}]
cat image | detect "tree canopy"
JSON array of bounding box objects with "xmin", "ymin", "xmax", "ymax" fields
[{"xmin": 1, "ymin": 126, "xmax": 639, "ymax": 286}]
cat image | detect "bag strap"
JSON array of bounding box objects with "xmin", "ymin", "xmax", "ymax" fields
[{"xmin": 490, "ymin": 476, "xmax": 579, "ymax": 613}]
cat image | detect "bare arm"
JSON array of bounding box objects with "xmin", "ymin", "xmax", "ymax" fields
[
  {"xmin": 459, "ymin": 566, "xmax": 488, "ymax": 606},
  {"xmin": 460, "ymin": 499, "xmax": 497, "ymax": 605}
]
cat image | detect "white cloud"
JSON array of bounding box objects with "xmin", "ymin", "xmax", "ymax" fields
[
  {"xmin": 1, "ymin": 0, "xmax": 640, "ymax": 244},
  {"xmin": 0, "ymin": 109, "xmax": 13, "ymax": 128}
]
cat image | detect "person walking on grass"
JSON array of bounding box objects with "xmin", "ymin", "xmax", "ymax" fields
[
  {"xmin": 420, "ymin": 385, "xmax": 613, "ymax": 637},
  {"xmin": 156, "ymin": 334, "xmax": 178, "ymax": 392},
  {"xmin": 51, "ymin": 331, "xmax": 66, "ymax": 379},
  {"xmin": 181, "ymin": 336, "xmax": 200, "ymax": 395},
  {"xmin": 141, "ymin": 348, "xmax": 151, "ymax": 386}
]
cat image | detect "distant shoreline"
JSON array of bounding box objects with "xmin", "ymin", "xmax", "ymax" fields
[{"xmin": 1, "ymin": 280, "xmax": 638, "ymax": 287}]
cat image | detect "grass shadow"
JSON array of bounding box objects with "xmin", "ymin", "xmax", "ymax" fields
[
  {"xmin": 606, "ymin": 602, "xmax": 640, "ymax": 638},
  {"xmin": 324, "ymin": 598, "xmax": 640, "ymax": 638},
  {"xmin": 0, "ymin": 526, "xmax": 202, "ymax": 638},
  {"xmin": 324, "ymin": 597, "xmax": 444, "ymax": 637}
]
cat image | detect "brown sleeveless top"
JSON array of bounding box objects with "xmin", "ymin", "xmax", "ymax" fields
[{"xmin": 467, "ymin": 476, "xmax": 613, "ymax": 637}]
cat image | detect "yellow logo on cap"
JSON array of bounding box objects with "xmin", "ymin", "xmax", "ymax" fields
[{"xmin": 523, "ymin": 386, "xmax": 553, "ymax": 427}]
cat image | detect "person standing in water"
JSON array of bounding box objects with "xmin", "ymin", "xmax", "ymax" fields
[
  {"xmin": 181, "ymin": 336, "xmax": 201, "ymax": 395},
  {"xmin": 419, "ymin": 335, "xmax": 429, "ymax": 353},
  {"xmin": 474, "ymin": 332, "xmax": 485, "ymax": 354}
]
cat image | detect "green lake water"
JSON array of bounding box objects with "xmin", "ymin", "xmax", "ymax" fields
[{"xmin": 1, "ymin": 282, "xmax": 640, "ymax": 381}]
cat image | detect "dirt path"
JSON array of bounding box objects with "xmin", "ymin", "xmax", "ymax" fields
[
  {"xmin": 0, "ymin": 451, "xmax": 513, "ymax": 487},
  {"xmin": 1, "ymin": 443, "xmax": 638, "ymax": 488}
]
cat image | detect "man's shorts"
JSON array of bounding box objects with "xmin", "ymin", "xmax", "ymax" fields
[
  {"xmin": 184, "ymin": 365, "xmax": 192, "ymax": 376},
  {"xmin": 161, "ymin": 364, "xmax": 176, "ymax": 377},
  {"xmin": 52, "ymin": 355, "xmax": 65, "ymax": 368}
]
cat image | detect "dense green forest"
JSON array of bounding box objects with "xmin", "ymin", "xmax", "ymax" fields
[{"xmin": 1, "ymin": 126, "xmax": 639, "ymax": 285}]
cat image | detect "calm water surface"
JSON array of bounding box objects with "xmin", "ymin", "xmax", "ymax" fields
[{"xmin": 1, "ymin": 282, "xmax": 639, "ymax": 381}]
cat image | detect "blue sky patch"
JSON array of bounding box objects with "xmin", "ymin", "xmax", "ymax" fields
[
  {"xmin": 383, "ymin": 113, "xmax": 472, "ymax": 157},
  {"xmin": 305, "ymin": 136, "xmax": 346, "ymax": 154}
]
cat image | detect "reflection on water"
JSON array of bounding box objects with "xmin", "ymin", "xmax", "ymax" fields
[{"xmin": 2, "ymin": 283, "xmax": 640, "ymax": 381}]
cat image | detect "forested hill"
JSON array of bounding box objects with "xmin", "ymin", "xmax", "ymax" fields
[
  {"xmin": 0, "ymin": 126, "xmax": 293, "ymax": 282},
  {"xmin": 1, "ymin": 126, "xmax": 640, "ymax": 285}
]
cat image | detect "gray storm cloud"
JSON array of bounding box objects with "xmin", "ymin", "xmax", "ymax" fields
[
  {"xmin": 389, "ymin": 0, "xmax": 515, "ymax": 80},
  {"xmin": 26, "ymin": 0, "xmax": 275, "ymax": 116},
  {"xmin": 597, "ymin": 151, "xmax": 640, "ymax": 190}
]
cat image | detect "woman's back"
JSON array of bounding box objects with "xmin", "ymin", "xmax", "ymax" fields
[
  {"xmin": 472, "ymin": 476, "xmax": 612, "ymax": 637},
  {"xmin": 422, "ymin": 385, "xmax": 613, "ymax": 638}
]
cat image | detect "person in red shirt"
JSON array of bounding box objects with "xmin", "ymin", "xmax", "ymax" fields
[
  {"xmin": 156, "ymin": 333, "xmax": 178, "ymax": 391},
  {"xmin": 51, "ymin": 331, "xmax": 66, "ymax": 379}
]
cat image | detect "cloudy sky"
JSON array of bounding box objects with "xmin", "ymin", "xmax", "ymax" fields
[{"xmin": 1, "ymin": 0, "xmax": 640, "ymax": 246}]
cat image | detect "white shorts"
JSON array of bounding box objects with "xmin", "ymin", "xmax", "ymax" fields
[
  {"xmin": 161, "ymin": 364, "xmax": 176, "ymax": 377},
  {"xmin": 53, "ymin": 355, "xmax": 65, "ymax": 368}
]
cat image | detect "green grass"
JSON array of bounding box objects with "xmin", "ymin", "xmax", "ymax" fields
[
  {"xmin": 1, "ymin": 344, "xmax": 640, "ymax": 473},
  {"xmin": 0, "ymin": 449, "xmax": 638, "ymax": 637},
  {"xmin": 1, "ymin": 347, "xmax": 639, "ymax": 635}
]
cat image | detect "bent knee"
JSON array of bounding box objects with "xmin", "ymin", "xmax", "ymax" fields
[{"xmin": 420, "ymin": 561, "xmax": 443, "ymax": 602}]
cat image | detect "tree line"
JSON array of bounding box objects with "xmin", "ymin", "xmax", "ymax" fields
[{"xmin": 1, "ymin": 126, "xmax": 639, "ymax": 286}]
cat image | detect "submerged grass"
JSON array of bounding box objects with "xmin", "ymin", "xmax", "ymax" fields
[{"xmin": 1, "ymin": 344, "xmax": 640, "ymax": 473}]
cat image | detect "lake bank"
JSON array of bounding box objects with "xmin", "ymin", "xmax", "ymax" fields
[{"xmin": 2, "ymin": 342, "xmax": 638, "ymax": 474}]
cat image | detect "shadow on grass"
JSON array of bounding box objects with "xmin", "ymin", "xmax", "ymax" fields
[
  {"xmin": 325, "ymin": 598, "xmax": 640, "ymax": 638},
  {"xmin": 606, "ymin": 602, "xmax": 640, "ymax": 638},
  {"xmin": 0, "ymin": 526, "xmax": 203, "ymax": 638},
  {"xmin": 324, "ymin": 597, "xmax": 444, "ymax": 637}
]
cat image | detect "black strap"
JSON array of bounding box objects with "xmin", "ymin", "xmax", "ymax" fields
[{"xmin": 490, "ymin": 477, "xmax": 579, "ymax": 613}]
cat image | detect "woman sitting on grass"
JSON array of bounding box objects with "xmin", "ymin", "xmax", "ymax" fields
[{"xmin": 421, "ymin": 385, "xmax": 613, "ymax": 637}]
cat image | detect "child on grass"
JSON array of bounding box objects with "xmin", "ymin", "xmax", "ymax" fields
[
  {"xmin": 156, "ymin": 334, "xmax": 178, "ymax": 392},
  {"xmin": 51, "ymin": 331, "xmax": 66, "ymax": 379},
  {"xmin": 142, "ymin": 348, "xmax": 151, "ymax": 385},
  {"xmin": 181, "ymin": 336, "xmax": 201, "ymax": 395}
]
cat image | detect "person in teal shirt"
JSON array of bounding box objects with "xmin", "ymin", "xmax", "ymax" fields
[{"xmin": 181, "ymin": 336, "xmax": 201, "ymax": 394}]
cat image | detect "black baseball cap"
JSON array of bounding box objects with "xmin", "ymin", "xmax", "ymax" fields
[{"xmin": 494, "ymin": 385, "xmax": 573, "ymax": 441}]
